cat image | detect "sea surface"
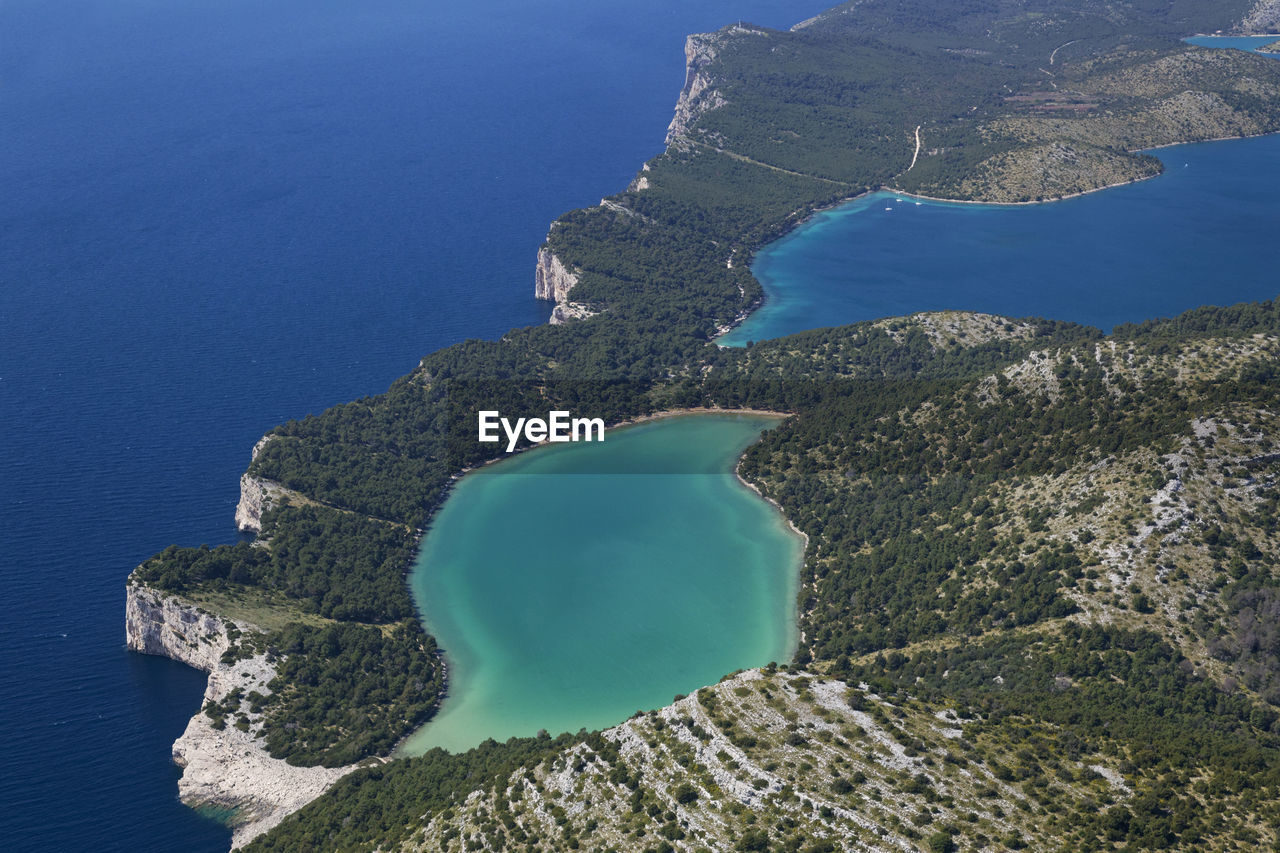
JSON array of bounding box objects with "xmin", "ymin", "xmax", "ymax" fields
[
  {"xmin": 0, "ymin": 1, "xmax": 830, "ymax": 850},
  {"xmin": 721, "ymin": 133, "xmax": 1280, "ymax": 346},
  {"xmin": 403, "ymin": 414, "xmax": 802, "ymax": 754}
]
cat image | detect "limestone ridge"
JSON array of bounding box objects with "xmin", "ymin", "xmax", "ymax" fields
[
  {"xmin": 125, "ymin": 579, "xmax": 358, "ymax": 847},
  {"xmin": 413, "ymin": 669, "xmax": 1134, "ymax": 852},
  {"xmin": 536, "ymin": 24, "xmax": 761, "ymax": 328},
  {"xmin": 666, "ymin": 24, "xmax": 772, "ymax": 146},
  {"xmin": 534, "ymin": 245, "xmax": 596, "ymax": 325}
]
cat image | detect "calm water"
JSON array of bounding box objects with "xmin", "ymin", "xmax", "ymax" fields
[
  {"xmin": 1185, "ymin": 35, "xmax": 1280, "ymax": 54},
  {"xmin": 403, "ymin": 415, "xmax": 801, "ymax": 754},
  {"xmin": 721, "ymin": 131, "xmax": 1280, "ymax": 346},
  {"xmin": 0, "ymin": 0, "xmax": 830, "ymax": 850}
]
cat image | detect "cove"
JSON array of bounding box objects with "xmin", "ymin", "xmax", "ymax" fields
[
  {"xmin": 719, "ymin": 132, "xmax": 1280, "ymax": 346},
  {"xmin": 401, "ymin": 413, "xmax": 802, "ymax": 754}
]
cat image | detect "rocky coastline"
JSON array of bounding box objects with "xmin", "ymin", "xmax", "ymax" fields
[
  {"xmin": 125, "ymin": 570, "xmax": 359, "ymax": 848},
  {"xmin": 126, "ymin": 438, "xmax": 362, "ymax": 848},
  {"xmin": 233, "ymin": 436, "xmax": 282, "ymax": 535}
]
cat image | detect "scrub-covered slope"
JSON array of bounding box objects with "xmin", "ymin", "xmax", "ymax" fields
[{"xmin": 251, "ymin": 301, "xmax": 1280, "ymax": 853}]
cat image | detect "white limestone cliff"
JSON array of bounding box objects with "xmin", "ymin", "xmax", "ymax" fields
[
  {"xmin": 666, "ymin": 26, "xmax": 767, "ymax": 145},
  {"xmin": 234, "ymin": 436, "xmax": 284, "ymax": 534},
  {"xmin": 534, "ymin": 245, "xmax": 579, "ymax": 302},
  {"xmin": 549, "ymin": 302, "xmax": 596, "ymax": 325},
  {"xmin": 535, "ymin": 245, "xmax": 598, "ymax": 325},
  {"xmin": 125, "ymin": 580, "xmax": 358, "ymax": 847},
  {"xmin": 666, "ymin": 33, "xmax": 726, "ymax": 144}
]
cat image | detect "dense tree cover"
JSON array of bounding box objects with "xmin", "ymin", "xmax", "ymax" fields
[
  {"xmin": 742, "ymin": 358, "xmax": 1279, "ymax": 660},
  {"xmin": 1114, "ymin": 296, "xmax": 1280, "ymax": 343},
  {"xmin": 245, "ymin": 731, "xmax": 585, "ymax": 851},
  {"xmin": 844, "ymin": 625, "xmax": 1280, "ymax": 850},
  {"xmin": 136, "ymin": 505, "xmax": 417, "ymax": 622},
  {"xmin": 255, "ymin": 620, "xmax": 443, "ymax": 766}
]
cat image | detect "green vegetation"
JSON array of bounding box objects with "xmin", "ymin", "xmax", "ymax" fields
[
  {"xmin": 131, "ymin": 1, "xmax": 1280, "ymax": 847},
  {"xmin": 257, "ymin": 620, "xmax": 443, "ymax": 766},
  {"xmin": 248, "ymin": 733, "xmax": 583, "ymax": 851},
  {"xmin": 134, "ymin": 503, "xmax": 444, "ymax": 765},
  {"xmin": 137, "ymin": 504, "xmax": 418, "ymax": 623},
  {"xmin": 338, "ymin": 668, "xmax": 1279, "ymax": 852}
]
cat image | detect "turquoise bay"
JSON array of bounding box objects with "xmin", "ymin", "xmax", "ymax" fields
[
  {"xmin": 403, "ymin": 414, "xmax": 802, "ymax": 754},
  {"xmin": 720, "ymin": 132, "xmax": 1280, "ymax": 346}
]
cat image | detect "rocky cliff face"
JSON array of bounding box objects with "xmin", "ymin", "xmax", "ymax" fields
[
  {"xmin": 549, "ymin": 302, "xmax": 596, "ymax": 325},
  {"xmin": 126, "ymin": 580, "xmax": 235, "ymax": 671},
  {"xmin": 234, "ymin": 436, "xmax": 280, "ymax": 534},
  {"xmin": 666, "ymin": 33, "xmax": 726, "ymax": 144},
  {"xmin": 535, "ymin": 245, "xmax": 598, "ymax": 325},
  {"xmin": 534, "ymin": 246, "xmax": 579, "ymax": 302},
  {"xmin": 666, "ymin": 26, "xmax": 769, "ymax": 145},
  {"xmin": 126, "ymin": 580, "xmax": 357, "ymax": 848}
]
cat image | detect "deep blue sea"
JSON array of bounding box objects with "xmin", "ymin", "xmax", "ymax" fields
[
  {"xmin": 720, "ymin": 132, "xmax": 1280, "ymax": 346},
  {"xmin": 0, "ymin": 1, "xmax": 831, "ymax": 850}
]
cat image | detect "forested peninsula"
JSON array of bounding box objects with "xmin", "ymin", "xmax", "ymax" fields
[{"xmin": 128, "ymin": 1, "xmax": 1280, "ymax": 849}]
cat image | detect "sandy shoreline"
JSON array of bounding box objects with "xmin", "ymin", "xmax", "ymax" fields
[{"xmin": 611, "ymin": 406, "xmax": 791, "ymax": 429}]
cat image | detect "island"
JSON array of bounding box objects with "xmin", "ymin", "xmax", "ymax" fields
[{"xmin": 128, "ymin": 0, "xmax": 1280, "ymax": 849}]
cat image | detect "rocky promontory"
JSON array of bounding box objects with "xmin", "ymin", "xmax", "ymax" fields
[{"xmin": 125, "ymin": 573, "xmax": 357, "ymax": 847}]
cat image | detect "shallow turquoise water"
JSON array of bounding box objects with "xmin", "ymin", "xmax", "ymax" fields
[
  {"xmin": 403, "ymin": 414, "xmax": 802, "ymax": 753},
  {"xmin": 720, "ymin": 132, "xmax": 1280, "ymax": 346}
]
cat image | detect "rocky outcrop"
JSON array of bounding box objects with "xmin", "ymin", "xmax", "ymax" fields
[
  {"xmin": 549, "ymin": 302, "xmax": 596, "ymax": 325},
  {"xmin": 234, "ymin": 436, "xmax": 284, "ymax": 534},
  {"xmin": 172, "ymin": 654, "xmax": 356, "ymax": 848},
  {"xmin": 126, "ymin": 579, "xmax": 358, "ymax": 848},
  {"xmin": 234, "ymin": 474, "xmax": 290, "ymax": 535},
  {"xmin": 535, "ymin": 246, "xmax": 597, "ymax": 325},
  {"xmin": 534, "ymin": 246, "xmax": 579, "ymax": 302},
  {"xmin": 665, "ymin": 26, "xmax": 769, "ymax": 145},
  {"xmin": 1242, "ymin": 0, "xmax": 1280, "ymax": 33},
  {"xmin": 417, "ymin": 669, "xmax": 1131, "ymax": 852},
  {"xmin": 666, "ymin": 33, "xmax": 727, "ymax": 144}
]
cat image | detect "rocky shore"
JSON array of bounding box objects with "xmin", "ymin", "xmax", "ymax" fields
[{"xmin": 127, "ymin": 458, "xmax": 364, "ymax": 849}]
